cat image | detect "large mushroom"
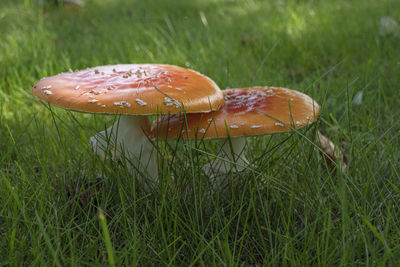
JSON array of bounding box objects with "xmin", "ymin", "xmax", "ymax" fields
[
  {"xmin": 151, "ymin": 86, "xmax": 320, "ymax": 175},
  {"xmin": 32, "ymin": 64, "xmax": 224, "ymax": 187}
]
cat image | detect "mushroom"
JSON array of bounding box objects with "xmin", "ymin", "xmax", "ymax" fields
[
  {"xmin": 151, "ymin": 87, "xmax": 320, "ymax": 176},
  {"xmin": 32, "ymin": 64, "xmax": 224, "ymax": 188}
]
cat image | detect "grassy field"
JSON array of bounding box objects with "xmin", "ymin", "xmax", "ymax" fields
[{"xmin": 1, "ymin": 0, "xmax": 400, "ymax": 265}]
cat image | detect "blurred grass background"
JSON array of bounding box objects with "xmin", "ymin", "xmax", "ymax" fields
[{"xmin": 1, "ymin": 0, "xmax": 399, "ymax": 265}]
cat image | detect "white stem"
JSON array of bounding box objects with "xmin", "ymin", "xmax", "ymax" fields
[
  {"xmin": 203, "ymin": 137, "xmax": 249, "ymax": 177},
  {"xmin": 89, "ymin": 115, "xmax": 158, "ymax": 188}
]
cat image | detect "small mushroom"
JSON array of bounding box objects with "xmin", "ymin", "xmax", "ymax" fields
[
  {"xmin": 151, "ymin": 87, "xmax": 320, "ymax": 176},
  {"xmin": 32, "ymin": 64, "xmax": 224, "ymax": 190}
]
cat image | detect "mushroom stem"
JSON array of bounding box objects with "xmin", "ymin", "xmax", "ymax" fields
[
  {"xmin": 203, "ymin": 137, "xmax": 249, "ymax": 176},
  {"xmin": 90, "ymin": 115, "xmax": 158, "ymax": 188}
]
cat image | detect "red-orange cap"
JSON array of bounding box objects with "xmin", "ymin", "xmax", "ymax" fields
[
  {"xmin": 151, "ymin": 87, "xmax": 320, "ymax": 139},
  {"xmin": 32, "ymin": 64, "xmax": 224, "ymax": 115}
]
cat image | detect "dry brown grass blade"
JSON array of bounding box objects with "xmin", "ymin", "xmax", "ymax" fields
[{"xmin": 317, "ymin": 131, "xmax": 348, "ymax": 172}]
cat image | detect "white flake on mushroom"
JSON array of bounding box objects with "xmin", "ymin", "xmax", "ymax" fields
[
  {"xmin": 275, "ymin": 122, "xmax": 285, "ymax": 127},
  {"xmin": 249, "ymin": 90, "xmax": 266, "ymax": 97},
  {"xmin": 235, "ymin": 94, "xmax": 248, "ymax": 99},
  {"xmin": 135, "ymin": 98, "xmax": 147, "ymax": 106},
  {"xmin": 284, "ymin": 88, "xmax": 297, "ymax": 96},
  {"xmin": 163, "ymin": 97, "xmax": 173, "ymax": 106},
  {"xmin": 43, "ymin": 90, "xmax": 52, "ymax": 95},
  {"xmin": 155, "ymin": 71, "xmax": 167, "ymax": 78},
  {"xmin": 88, "ymin": 99, "xmax": 98, "ymax": 103},
  {"xmin": 163, "ymin": 97, "xmax": 180, "ymax": 108},
  {"xmin": 123, "ymin": 70, "xmax": 134, "ymax": 78},
  {"xmin": 115, "ymin": 101, "xmax": 131, "ymax": 108},
  {"xmin": 90, "ymin": 89, "xmax": 102, "ymax": 95},
  {"xmin": 135, "ymin": 69, "xmax": 143, "ymax": 78}
]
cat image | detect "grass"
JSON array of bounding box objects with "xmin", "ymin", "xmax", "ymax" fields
[{"xmin": 1, "ymin": 0, "xmax": 400, "ymax": 265}]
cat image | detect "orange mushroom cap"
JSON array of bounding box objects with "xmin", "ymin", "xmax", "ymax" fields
[
  {"xmin": 151, "ymin": 87, "xmax": 320, "ymax": 139},
  {"xmin": 32, "ymin": 64, "xmax": 224, "ymax": 115}
]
